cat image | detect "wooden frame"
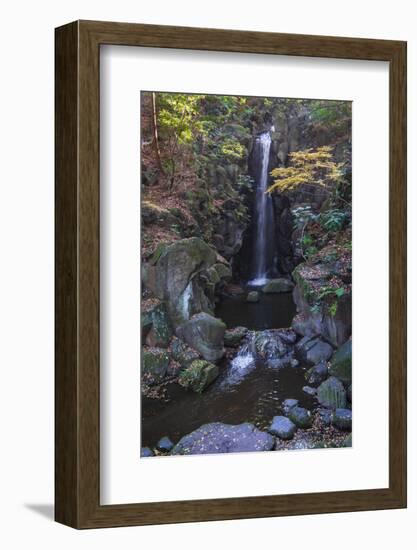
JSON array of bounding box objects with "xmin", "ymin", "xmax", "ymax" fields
[{"xmin": 55, "ymin": 20, "xmax": 407, "ymax": 528}]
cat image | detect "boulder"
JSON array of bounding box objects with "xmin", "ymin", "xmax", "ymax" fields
[
  {"xmin": 302, "ymin": 385, "xmax": 317, "ymax": 397},
  {"xmin": 178, "ymin": 359, "xmax": 219, "ymax": 393},
  {"xmin": 268, "ymin": 416, "xmax": 297, "ymax": 440},
  {"xmin": 282, "ymin": 398, "xmax": 299, "ymax": 415},
  {"xmin": 329, "ymin": 339, "xmax": 352, "ymax": 385},
  {"xmin": 224, "ymin": 326, "xmax": 248, "ymax": 348},
  {"xmin": 143, "ymin": 238, "xmax": 219, "ymax": 327},
  {"xmin": 292, "ymin": 262, "xmax": 351, "ymax": 347},
  {"xmin": 246, "ymin": 290, "xmax": 260, "ymax": 303},
  {"xmin": 296, "ymin": 336, "xmax": 333, "ymax": 366},
  {"xmin": 288, "ymin": 406, "xmax": 313, "ymax": 428},
  {"xmin": 262, "ymin": 278, "xmax": 294, "ymax": 293},
  {"xmin": 176, "ymin": 312, "xmax": 226, "ymax": 362},
  {"xmin": 306, "ymin": 361, "xmax": 328, "ymax": 387},
  {"xmin": 171, "ymin": 422, "xmax": 275, "ymax": 455},
  {"xmin": 170, "ymin": 336, "xmax": 200, "ymax": 368},
  {"xmin": 140, "ymin": 446, "xmax": 154, "ymax": 458},
  {"xmin": 253, "ymin": 330, "xmax": 287, "ymax": 360},
  {"xmin": 317, "ymin": 376, "xmax": 347, "ymax": 409},
  {"xmin": 332, "ymin": 408, "xmax": 352, "ymax": 431},
  {"xmin": 142, "ymin": 302, "xmax": 172, "ymax": 347},
  {"xmin": 142, "ymin": 347, "xmax": 170, "ymax": 385},
  {"xmin": 156, "ymin": 436, "xmax": 175, "ymax": 453}
]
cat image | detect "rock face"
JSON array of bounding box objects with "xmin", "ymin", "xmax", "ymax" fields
[
  {"xmin": 178, "ymin": 359, "xmax": 219, "ymax": 393},
  {"xmin": 268, "ymin": 416, "xmax": 297, "ymax": 440},
  {"xmin": 295, "ymin": 336, "xmax": 333, "ymax": 366},
  {"xmin": 143, "ymin": 238, "xmax": 228, "ymax": 327},
  {"xmin": 292, "ymin": 262, "xmax": 351, "ymax": 347},
  {"xmin": 224, "ymin": 326, "xmax": 248, "ymax": 347},
  {"xmin": 317, "ymin": 376, "xmax": 347, "ymax": 409},
  {"xmin": 142, "ymin": 347, "xmax": 170, "ymax": 385},
  {"xmin": 142, "ymin": 302, "xmax": 172, "ymax": 347},
  {"xmin": 171, "ymin": 422, "xmax": 275, "ymax": 455},
  {"xmin": 288, "ymin": 406, "xmax": 313, "ymax": 428},
  {"xmin": 262, "ymin": 278, "xmax": 294, "ymax": 294},
  {"xmin": 332, "ymin": 408, "xmax": 352, "ymax": 431},
  {"xmin": 176, "ymin": 312, "xmax": 226, "ymax": 362},
  {"xmin": 329, "ymin": 339, "xmax": 352, "ymax": 385}
]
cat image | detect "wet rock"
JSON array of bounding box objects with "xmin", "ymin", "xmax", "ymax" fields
[
  {"xmin": 261, "ymin": 278, "xmax": 294, "ymax": 293},
  {"xmin": 276, "ymin": 328, "xmax": 297, "ymax": 345},
  {"xmin": 282, "ymin": 398, "xmax": 299, "ymax": 415},
  {"xmin": 296, "ymin": 336, "xmax": 333, "ymax": 366},
  {"xmin": 142, "ymin": 302, "xmax": 172, "ymax": 347},
  {"xmin": 178, "ymin": 359, "xmax": 219, "ymax": 393},
  {"xmin": 171, "ymin": 422, "xmax": 275, "ymax": 455},
  {"xmin": 306, "ymin": 361, "xmax": 328, "ymax": 387},
  {"xmin": 268, "ymin": 416, "xmax": 297, "ymax": 440},
  {"xmin": 317, "ymin": 376, "xmax": 347, "ymax": 409},
  {"xmin": 156, "ymin": 436, "xmax": 175, "ymax": 453},
  {"xmin": 253, "ymin": 330, "xmax": 287, "ymax": 360},
  {"xmin": 142, "ymin": 347, "xmax": 170, "ymax": 385},
  {"xmin": 170, "ymin": 336, "xmax": 200, "ymax": 368},
  {"xmin": 140, "ymin": 446, "xmax": 154, "ymax": 457},
  {"xmin": 302, "ymin": 385, "xmax": 317, "ymax": 397},
  {"xmin": 224, "ymin": 326, "xmax": 248, "ymax": 347},
  {"xmin": 288, "ymin": 406, "xmax": 313, "ymax": 428},
  {"xmin": 246, "ymin": 290, "xmax": 259, "ymax": 303},
  {"xmin": 329, "ymin": 339, "xmax": 352, "ymax": 385},
  {"xmin": 176, "ymin": 312, "xmax": 226, "ymax": 362},
  {"xmin": 332, "ymin": 408, "xmax": 352, "ymax": 431}
]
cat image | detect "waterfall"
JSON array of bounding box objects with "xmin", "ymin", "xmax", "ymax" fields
[{"xmin": 249, "ymin": 131, "xmax": 276, "ymax": 285}]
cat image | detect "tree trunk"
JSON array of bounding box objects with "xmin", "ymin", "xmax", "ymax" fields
[{"xmin": 151, "ymin": 92, "xmax": 164, "ymax": 174}]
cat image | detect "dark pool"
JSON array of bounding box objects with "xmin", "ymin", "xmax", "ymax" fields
[
  {"xmin": 215, "ymin": 291, "xmax": 296, "ymax": 331},
  {"xmin": 141, "ymin": 288, "xmax": 304, "ymax": 449},
  {"xmin": 141, "ymin": 357, "xmax": 316, "ymax": 449}
]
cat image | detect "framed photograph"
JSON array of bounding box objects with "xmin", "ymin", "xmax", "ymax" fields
[{"xmin": 55, "ymin": 20, "xmax": 406, "ymax": 528}]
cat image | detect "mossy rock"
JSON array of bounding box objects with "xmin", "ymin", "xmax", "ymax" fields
[
  {"xmin": 329, "ymin": 339, "xmax": 352, "ymax": 385},
  {"xmin": 142, "ymin": 347, "xmax": 170, "ymax": 385},
  {"xmin": 176, "ymin": 312, "xmax": 226, "ymax": 362},
  {"xmin": 142, "ymin": 302, "xmax": 172, "ymax": 347},
  {"xmin": 170, "ymin": 336, "xmax": 200, "ymax": 368},
  {"xmin": 178, "ymin": 359, "xmax": 219, "ymax": 393},
  {"xmin": 224, "ymin": 326, "xmax": 248, "ymax": 347},
  {"xmin": 262, "ymin": 278, "xmax": 294, "ymax": 294},
  {"xmin": 288, "ymin": 406, "xmax": 313, "ymax": 428},
  {"xmin": 213, "ymin": 262, "xmax": 232, "ymax": 281},
  {"xmin": 332, "ymin": 408, "xmax": 352, "ymax": 431},
  {"xmin": 317, "ymin": 376, "xmax": 347, "ymax": 409}
]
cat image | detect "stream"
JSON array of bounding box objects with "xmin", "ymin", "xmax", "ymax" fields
[{"xmin": 141, "ymin": 291, "xmax": 317, "ymax": 449}]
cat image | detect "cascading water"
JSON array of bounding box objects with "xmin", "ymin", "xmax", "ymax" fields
[{"xmin": 248, "ymin": 131, "xmax": 277, "ymax": 285}]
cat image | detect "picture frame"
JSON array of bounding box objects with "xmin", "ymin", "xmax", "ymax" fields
[{"xmin": 55, "ymin": 20, "xmax": 407, "ymax": 528}]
